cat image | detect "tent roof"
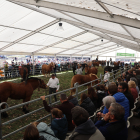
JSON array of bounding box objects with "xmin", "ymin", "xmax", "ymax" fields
[{"xmin": 0, "ymin": 0, "xmax": 140, "ymax": 56}]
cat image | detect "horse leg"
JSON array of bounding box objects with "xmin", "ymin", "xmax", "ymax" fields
[{"xmin": 22, "ymin": 96, "xmax": 31, "ymax": 114}]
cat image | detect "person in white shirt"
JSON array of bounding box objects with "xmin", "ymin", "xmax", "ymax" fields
[
  {"xmin": 47, "ymin": 73, "xmax": 60, "ymax": 103},
  {"xmin": 75, "ymin": 65, "xmax": 83, "ymax": 75},
  {"xmin": 104, "ymin": 69, "xmax": 110, "ymax": 87}
]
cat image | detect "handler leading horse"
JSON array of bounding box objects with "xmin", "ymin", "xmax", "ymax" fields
[{"xmin": 0, "ymin": 77, "xmax": 46, "ymax": 117}]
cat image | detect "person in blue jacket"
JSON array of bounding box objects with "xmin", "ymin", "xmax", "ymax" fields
[
  {"xmin": 51, "ymin": 108, "xmax": 68, "ymax": 140},
  {"xmin": 32, "ymin": 122, "xmax": 59, "ymax": 140},
  {"xmin": 103, "ymin": 84, "xmax": 129, "ymax": 121},
  {"xmin": 24, "ymin": 124, "xmax": 47, "ymax": 140}
]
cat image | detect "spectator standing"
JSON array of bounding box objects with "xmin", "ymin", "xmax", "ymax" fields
[
  {"xmin": 15, "ymin": 62, "xmax": 19, "ymax": 77},
  {"xmin": 46, "ymin": 74, "xmax": 60, "ymax": 102},
  {"xmin": 4, "ymin": 62, "xmax": 8, "ymax": 79},
  {"xmin": 72, "ymin": 63, "xmax": 77, "ymax": 75},
  {"xmin": 75, "ymin": 65, "xmax": 83, "ymax": 75},
  {"xmin": 9, "ymin": 64, "xmax": 13, "ymax": 78},
  {"xmin": 12, "ymin": 62, "xmax": 15, "ymax": 77},
  {"xmin": 40, "ymin": 93, "xmax": 75, "ymax": 131},
  {"xmin": 53, "ymin": 63, "xmax": 57, "ymax": 76},
  {"xmin": 27, "ymin": 63, "xmax": 30, "ymax": 77},
  {"xmin": 68, "ymin": 106, "xmax": 105, "ymax": 140},
  {"xmin": 104, "ymin": 69, "xmax": 110, "ymax": 87},
  {"xmin": 95, "ymin": 103, "xmax": 128, "ymax": 140}
]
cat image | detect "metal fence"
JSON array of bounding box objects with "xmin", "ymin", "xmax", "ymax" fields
[
  {"xmin": 0, "ymin": 64, "xmax": 73, "ymax": 80},
  {"xmin": 0, "ymin": 65, "xmax": 131, "ymax": 140}
]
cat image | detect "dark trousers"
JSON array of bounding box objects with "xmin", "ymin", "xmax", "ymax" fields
[
  {"xmin": 73, "ymin": 68, "xmax": 76, "ymax": 75},
  {"xmin": 49, "ymin": 87, "xmax": 57, "ymax": 103},
  {"xmin": 54, "ymin": 69, "xmax": 56, "ymax": 76}
]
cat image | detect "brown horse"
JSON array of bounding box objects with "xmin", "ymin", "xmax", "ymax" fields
[
  {"xmin": 92, "ymin": 62, "xmax": 99, "ymax": 67},
  {"xmin": 0, "ymin": 77, "xmax": 46, "ymax": 117},
  {"xmin": 85, "ymin": 65, "xmax": 98, "ymax": 75},
  {"xmin": 19, "ymin": 66, "xmax": 28, "ymax": 83},
  {"xmin": 42, "ymin": 62, "xmax": 55, "ymax": 77},
  {"xmin": 70, "ymin": 74, "xmax": 99, "ymax": 95},
  {"xmin": 114, "ymin": 61, "xmax": 120, "ymax": 66}
]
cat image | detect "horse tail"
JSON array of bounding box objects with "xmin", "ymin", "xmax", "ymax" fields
[{"xmin": 70, "ymin": 77, "xmax": 76, "ymax": 95}]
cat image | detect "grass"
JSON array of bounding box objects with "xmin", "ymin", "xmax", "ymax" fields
[{"xmin": 1, "ymin": 67, "xmax": 104, "ymax": 140}]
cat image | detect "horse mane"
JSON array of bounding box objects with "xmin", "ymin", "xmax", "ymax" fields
[
  {"xmin": 89, "ymin": 73, "xmax": 98, "ymax": 79},
  {"xmin": 49, "ymin": 62, "xmax": 53, "ymax": 65}
]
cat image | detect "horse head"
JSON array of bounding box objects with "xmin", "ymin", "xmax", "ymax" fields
[
  {"xmin": 50, "ymin": 62, "xmax": 55, "ymax": 69},
  {"xmin": 84, "ymin": 64, "xmax": 89, "ymax": 75},
  {"xmin": 38, "ymin": 79, "xmax": 46, "ymax": 90}
]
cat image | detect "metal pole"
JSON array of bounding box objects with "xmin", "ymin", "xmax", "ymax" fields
[
  {"xmin": 91, "ymin": 81, "xmax": 92, "ymax": 87},
  {"xmin": 32, "ymin": 54, "xmax": 35, "ymax": 75},
  {"xmin": 75, "ymin": 83, "xmax": 79, "ymax": 100},
  {"xmin": 0, "ymin": 102, "xmax": 9, "ymax": 140},
  {"xmin": 49, "ymin": 95, "xmax": 52, "ymax": 122}
]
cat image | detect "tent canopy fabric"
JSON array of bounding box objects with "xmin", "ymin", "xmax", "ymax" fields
[{"xmin": 0, "ymin": 0, "xmax": 140, "ymax": 56}]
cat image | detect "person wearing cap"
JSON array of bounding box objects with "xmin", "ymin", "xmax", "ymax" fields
[
  {"xmin": 47, "ymin": 74, "xmax": 60, "ymax": 102},
  {"xmin": 68, "ymin": 106, "xmax": 105, "ymax": 140},
  {"xmin": 40, "ymin": 93, "xmax": 75, "ymax": 131},
  {"xmin": 104, "ymin": 69, "xmax": 110, "ymax": 87}
]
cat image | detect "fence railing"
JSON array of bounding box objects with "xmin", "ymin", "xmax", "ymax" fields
[
  {"xmin": 0, "ymin": 65, "xmax": 131, "ymax": 140},
  {"xmin": 0, "ymin": 64, "xmax": 73, "ymax": 80}
]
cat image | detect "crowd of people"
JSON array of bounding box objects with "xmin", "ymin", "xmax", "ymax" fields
[
  {"xmin": 22, "ymin": 63, "xmax": 140, "ymax": 140},
  {"xmin": 2, "ymin": 61, "xmax": 71, "ymax": 79}
]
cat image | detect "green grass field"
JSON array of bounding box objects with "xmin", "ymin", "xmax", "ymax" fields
[{"xmin": 1, "ymin": 67, "xmax": 104, "ymax": 140}]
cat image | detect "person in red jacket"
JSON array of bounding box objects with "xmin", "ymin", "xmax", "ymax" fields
[{"xmin": 40, "ymin": 93, "xmax": 75, "ymax": 131}]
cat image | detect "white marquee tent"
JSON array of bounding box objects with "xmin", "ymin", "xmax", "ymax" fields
[{"xmin": 0, "ymin": 0, "xmax": 140, "ymax": 59}]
